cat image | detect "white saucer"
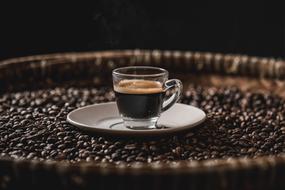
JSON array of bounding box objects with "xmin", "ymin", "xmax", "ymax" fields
[{"xmin": 67, "ymin": 102, "xmax": 206, "ymax": 136}]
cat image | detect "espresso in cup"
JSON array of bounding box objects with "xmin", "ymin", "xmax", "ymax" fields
[
  {"xmin": 114, "ymin": 79, "xmax": 165, "ymax": 119},
  {"xmin": 113, "ymin": 66, "xmax": 182, "ymax": 129}
]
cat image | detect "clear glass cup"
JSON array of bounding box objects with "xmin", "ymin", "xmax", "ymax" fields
[{"xmin": 112, "ymin": 66, "xmax": 183, "ymax": 130}]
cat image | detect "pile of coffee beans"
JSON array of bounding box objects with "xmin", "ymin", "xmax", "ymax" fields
[{"xmin": 1, "ymin": 85, "xmax": 285, "ymax": 164}]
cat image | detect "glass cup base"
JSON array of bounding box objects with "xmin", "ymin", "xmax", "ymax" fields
[{"xmin": 123, "ymin": 117, "xmax": 159, "ymax": 130}]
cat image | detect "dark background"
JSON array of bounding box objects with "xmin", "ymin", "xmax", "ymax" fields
[{"xmin": 0, "ymin": 0, "xmax": 284, "ymax": 61}]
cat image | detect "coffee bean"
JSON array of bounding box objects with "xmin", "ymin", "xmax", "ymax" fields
[
  {"xmin": 248, "ymin": 147, "xmax": 257, "ymax": 153},
  {"xmin": 78, "ymin": 135, "xmax": 89, "ymax": 141},
  {"xmin": 135, "ymin": 156, "xmax": 146, "ymax": 162},
  {"xmin": 124, "ymin": 144, "xmax": 137, "ymax": 150},
  {"xmin": 98, "ymin": 137, "xmax": 104, "ymax": 143},
  {"xmin": 93, "ymin": 156, "xmax": 100, "ymax": 161},
  {"xmin": 50, "ymin": 150, "xmax": 58, "ymax": 157},
  {"xmin": 16, "ymin": 143, "xmax": 23, "ymax": 148},
  {"xmin": 103, "ymin": 149, "xmax": 110, "ymax": 154},
  {"xmin": 27, "ymin": 153, "xmax": 36, "ymax": 159},
  {"xmin": 126, "ymin": 155, "xmax": 136, "ymax": 162},
  {"xmin": 85, "ymin": 156, "xmax": 93, "ymax": 162},
  {"xmin": 111, "ymin": 152, "xmax": 120, "ymax": 161},
  {"xmin": 80, "ymin": 151, "xmax": 89, "ymax": 159}
]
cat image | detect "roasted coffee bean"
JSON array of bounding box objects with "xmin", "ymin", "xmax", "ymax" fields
[
  {"xmin": 135, "ymin": 157, "xmax": 146, "ymax": 162},
  {"xmin": 124, "ymin": 144, "xmax": 137, "ymax": 150},
  {"xmin": 126, "ymin": 155, "xmax": 136, "ymax": 162},
  {"xmin": 111, "ymin": 152, "xmax": 120, "ymax": 161}
]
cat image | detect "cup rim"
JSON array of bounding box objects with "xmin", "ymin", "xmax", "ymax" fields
[{"xmin": 112, "ymin": 66, "xmax": 168, "ymax": 77}]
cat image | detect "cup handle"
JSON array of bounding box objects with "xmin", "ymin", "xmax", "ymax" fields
[{"xmin": 162, "ymin": 79, "xmax": 183, "ymax": 112}]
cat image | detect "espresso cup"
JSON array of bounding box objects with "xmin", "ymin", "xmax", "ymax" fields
[{"xmin": 112, "ymin": 66, "xmax": 183, "ymax": 129}]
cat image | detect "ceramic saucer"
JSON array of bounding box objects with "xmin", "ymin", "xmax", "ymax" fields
[{"xmin": 67, "ymin": 102, "xmax": 206, "ymax": 136}]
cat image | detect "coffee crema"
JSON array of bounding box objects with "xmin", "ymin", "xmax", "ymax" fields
[{"xmin": 114, "ymin": 80, "xmax": 164, "ymax": 94}]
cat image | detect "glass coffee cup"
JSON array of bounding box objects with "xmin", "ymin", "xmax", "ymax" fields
[{"xmin": 112, "ymin": 66, "xmax": 183, "ymax": 129}]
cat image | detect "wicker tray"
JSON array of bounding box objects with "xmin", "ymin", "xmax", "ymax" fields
[{"xmin": 1, "ymin": 50, "xmax": 285, "ymax": 190}]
